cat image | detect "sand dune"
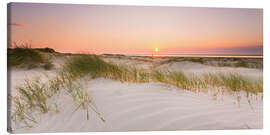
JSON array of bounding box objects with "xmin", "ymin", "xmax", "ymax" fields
[
  {"xmin": 11, "ymin": 77, "xmax": 262, "ymax": 133},
  {"xmin": 158, "ymin": 61, "xmax": 263, "ymax": 80},
  {"xmin": 9, "ymin": 56, "xmax": 263, "ymax": 133}
]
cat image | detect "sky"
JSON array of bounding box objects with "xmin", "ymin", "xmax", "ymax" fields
[{"xmin": 8, "ymin": 3, "xmax": 263, "ymax": 55}]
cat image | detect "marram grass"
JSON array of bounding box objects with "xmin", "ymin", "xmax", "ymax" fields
[
  {"xmin": 10, "ymin": 54, "xmax": 263, "ymax": 129},
  {"xmin": 8, "ymin": 43, "xmax": 54, "ymax": 70}
]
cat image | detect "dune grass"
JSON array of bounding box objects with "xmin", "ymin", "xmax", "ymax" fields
[
  {"xmin": 63, "ymin": 54, "xmax": 151, "ymax": 83},
  {"xmin": 165, "ymin": 72, "xmax": 262, "ymax": 94},
  {"xmin": 235, "ymin": 61, "xmax": 249, "ymax": 68},
  {"xmin": 10, "ymin": 57, "xmax": 107, "ymax": 128},
  {"xmin": 8, "ymin": 45, "xmax": 43, "ymax": 66},
  {"xmin": 11, "ymin": 97, "xmax": 38, "ymax": 128},
  {"xmin": 10, "ymin": 54, "xmax": 262, "ymax": 129},
  {"xmin": 16, "ymin": 78, "xmax": 49, "ymax": 113},
  {"xmin": 10, "ymin": 55, "xmax": 147, "ymax": 127},
  {"xmin": 63, "ymin": 55, "xmax": 262, "ymax": 111},
  {"xmin": 151, "ymin": 70, "xmax": 262, "ymax": 107},
  {"xmin": 64, "ymin": 55, "xmax": 122, "ymax": 78},
  {"xmin": 11, "ymin": 78, "xmax": 49, "ymax": 128},
  {"xmin": 156, "ymin": 57, "xmax": 262, "ymax": 69},
  {"xmin": 64, "ymin": 55, "xmax": 263, "ymax": 94},
  {"xmin": 8, "ymin": 43, "xmax": 54, "ymax": 69},
  {"xmin": 69, "ymin": 80, "xmax": 105, "ymax": 122},
  {"xmin": 56, "ymin": 70, "xmax": 106, "ymax": 122}
]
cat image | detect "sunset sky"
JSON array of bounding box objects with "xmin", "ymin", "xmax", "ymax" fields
[{"xmin": 8, "ymin": 3, "xmax": 263, "ymax": 55}]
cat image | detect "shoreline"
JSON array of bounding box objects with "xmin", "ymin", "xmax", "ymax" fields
[{"xmin": 125, "ymin": 54, "xmax": 263, "ymax": 58}]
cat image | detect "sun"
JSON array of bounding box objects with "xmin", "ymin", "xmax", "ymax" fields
[{"xmin": 154, "ymin": 47, "xmax": 159, "ymax": 52}]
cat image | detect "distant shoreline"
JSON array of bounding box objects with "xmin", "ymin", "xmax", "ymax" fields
[
  {"xmin": 7, "ymin": 47, "xmax": 263, "ymax": 58},
  {"xmin": 102, "ymin": 53, "xmax": 263, "ymax": 58},
  {"xmin": 127, "ymin": 54, "xmax": 263, "ymax": 58}
]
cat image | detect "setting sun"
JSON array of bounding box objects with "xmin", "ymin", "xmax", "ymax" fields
[
  {"xmin": 155, "ymin": 48, "xmax": 159, "ymax": 52},
  {"xmin": 7, "ymin": 3, "xmax": 263, "ymax": 133}
]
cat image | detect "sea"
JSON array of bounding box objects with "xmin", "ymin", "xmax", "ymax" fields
[{"xmin": 127, "ymin": 54, "xmax": 263, "ymax": 58}]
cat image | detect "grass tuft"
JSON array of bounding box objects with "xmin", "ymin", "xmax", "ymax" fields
[
  {"xmin": 8, "ymin": 43, "xmax": 54, "ymax": 70},
  {"xmin": 10, "ymin": 54, "xmax": 263, "ymax": 129},
  {"xmin": 64, "ymin": 55, "xmax": 151, "ymax": 83}
]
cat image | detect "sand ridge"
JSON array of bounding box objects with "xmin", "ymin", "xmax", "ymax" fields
[{"xmin": 9, "ymin": 56, "xmax": 263, "ymax": 133}]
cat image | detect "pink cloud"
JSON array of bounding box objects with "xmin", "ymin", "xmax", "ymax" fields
[{"xmin": 8, "ymin": 23, "xmax": 26, "ymax": 27}]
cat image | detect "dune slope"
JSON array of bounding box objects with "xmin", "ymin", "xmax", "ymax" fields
[{"xmin": 12, "ymin": 77, "xmax": 262, "ymax": 133}]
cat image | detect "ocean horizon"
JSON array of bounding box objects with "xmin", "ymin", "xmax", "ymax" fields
[{"xmin": 124, "ymin": 54, "xmax": 263, "ymax": 58}]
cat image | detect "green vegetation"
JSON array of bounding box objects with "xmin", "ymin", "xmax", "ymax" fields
[
  {"xmin": 169, "ymin": 72, "xmax": 262, "ymax": 94},
  {"xmin": 65, "ymin": 55, "xmax": 262, "ymax": 94},
  {"xmin": 8, "ymin": 43, "xmax": 54, "ymax": 70},
  {"xmin": 42, "ymin": 62, "xmax": 54, "ymax": 70},
  {"xmin": 185, "ymin": 58, "xmax": 204, "ymax": 64},
  {"xmin": 10, "ymin": 54, "xmax": 263, "ymax": 129},
  {"xmin": 64, "ymin": 54, "xmax": 151, "ymax": 83},
  {"xmin": 235, "ymin": 60, "xmax": 249, "ymax": 68},
  {"xmin": 35, "ymin": 47, "xmax": 56, "ymax": 53},
  {"xmin": 156, "ymin": 57, "xmax": 263, "ymax": 69},
  {"xmin": 8, "ymin": 45, "xmax": 44, "ymax": 67},
  {"xmin": 10, "ymin": 56, "xmax": 108, "ymax": 128},
  {"xmin": 11, "ymin": 78, "xmax": 48, "ymax": 128},
  {"xmin": 166, "ymin": 71, "xmax": 206, "ymax": 91},
  {"xmin": 64, "ymin": 55, "xmax": 122, "ymax": 79}
]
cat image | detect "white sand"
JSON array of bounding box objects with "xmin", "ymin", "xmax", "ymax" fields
[
  {"xmin": 157, "ymin": 61, "xmax": 263, "ymax": 80},
  {"xmin": 9, "ymin": 57, "xmax": 263, "ymax": 133}
]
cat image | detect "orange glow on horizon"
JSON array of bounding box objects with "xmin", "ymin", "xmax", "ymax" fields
[{"xmin": 8, "ymin": 3, "xmax": 263, "ymax": 55}]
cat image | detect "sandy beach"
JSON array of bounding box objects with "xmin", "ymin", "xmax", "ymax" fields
[
  {"xmin": 7, "ymin": 4, "xmax": 263, "ymax": 134},
  {"xmin": 8, "ymin": 55, "xmax": 263, "ymax": 133}
]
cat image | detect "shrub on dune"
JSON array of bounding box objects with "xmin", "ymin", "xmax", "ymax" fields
[
  {"xmin": 64, "ymin": 55, "xmax": 120, "ymax": 78},
  {"xmin": 8, "ymin": 44, "xmax": 54, "ymax": 70},
  {"xmin": 64, "ymin": 54, "xmax": 150, "ymax": 82}
]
